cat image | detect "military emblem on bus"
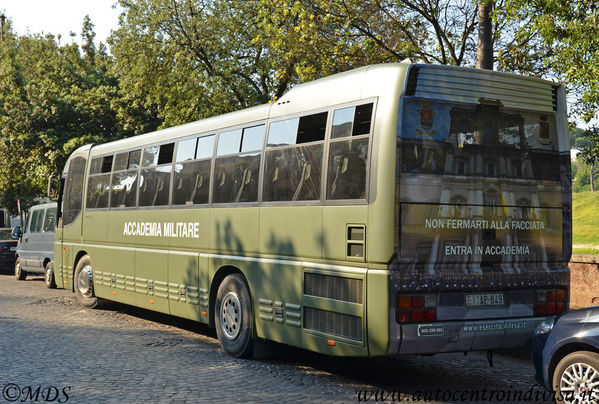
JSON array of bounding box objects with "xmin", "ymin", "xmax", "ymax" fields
[{"xmin": 416, "ymin": 102, "xmax": 437, "ymax": 136}]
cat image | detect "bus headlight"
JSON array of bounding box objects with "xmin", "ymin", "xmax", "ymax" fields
[{"xmin": 535, "ymin": 317, "xmax": 555, "ymax": 335}]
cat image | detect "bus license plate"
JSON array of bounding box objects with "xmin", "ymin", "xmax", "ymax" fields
[{"xmin": 466, "ymin": 293, "xmax": 504, "ymax": 307}]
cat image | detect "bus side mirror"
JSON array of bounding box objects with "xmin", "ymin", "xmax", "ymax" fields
[
  {"xmin": 47, "ymin": 172, "xmax": 61, "ymax": 201},
  {"xmin": 11, "ymin": 226, "xmax": 22, "ymax": 240}
]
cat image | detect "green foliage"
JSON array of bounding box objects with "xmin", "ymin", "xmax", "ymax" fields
[
  {"xmin": 577, "ymin": 127, "xmax": 599, "ymax": 167},
  {"xmin": 572, "ymin": 191, "xmax": 599, "ymax": 245},
  {"xmin": 504, "ymin": 0, "xmax": 599, "ymax": 122},
  {"xmin": 570, "ymin": 126, "xmax": 590, "ymax": 150},
  {"xmin": 0, "ymin": 17, "xmax": 127, "ymax": 212},
  {"xmin": 571, "ymin": 160, "xmax": 599, "ymax": 193},
  {"xmin": 110, "ymin": 0, "xmax": 281, "ymax": 126}
]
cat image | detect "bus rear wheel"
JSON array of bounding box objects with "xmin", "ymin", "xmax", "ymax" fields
[
  {"xmin": 214, "ymin": 274, "xmax": 253, "ymax": 358},
  {"xmin": 74, "ymin": 255, "xmax": 99, "ymax": 308}
]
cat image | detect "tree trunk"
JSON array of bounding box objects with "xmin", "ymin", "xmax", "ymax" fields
[
  {"xmin": 476, "ymin": 1, "xmax": 494, "ymax": 70},
  {"xmin": 591, "ymin": 163, "xmax": 595, "ymax": 191}
]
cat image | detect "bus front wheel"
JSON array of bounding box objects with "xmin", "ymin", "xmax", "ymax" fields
[
  {"xmin": 214, "ymin": 274, "xmax": 253, "ymax": 358},
  {"xmin": 44, "ymin": 261, "xmax": 57, "ymax": 289},
  {"xmin": 74, "ymin": 255, "xmax": 99, "ymax": 308}
]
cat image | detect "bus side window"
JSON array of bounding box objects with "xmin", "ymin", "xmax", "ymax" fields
[
  {"xmin": 111, "ymin": 170, "xmax": 138, "ymax": 208},
  {"xmin": 173, "ymin": 160, "xmax": 211, "ymax": 205},
  {"xmin": 263, "ymin": 144, "xmax": 322, "ymax": 202},
  {"xmin": 86, "ymin": 174, "xmax": 111, "ymax": 209},
  {"xmin": 212, "ymin": 125, "xmax": 264, "ymax": 204},
  {"xmin": 63, "ymin": 156, "xmax": 87, "ymax": 226},
  {"xmin": 139, "ymin": 166, "xmax": 171, "ymax": 206},
  {"xmin": 213, "ymin": 153, "xmax": 260, "ymax": 203},
  {"xmin": 326, "ymin": 103, "xmax": 373, "ymax": 200},
  {"xmin": 263, "ymin": 113, "xmax": 326, "ymax": 202}
]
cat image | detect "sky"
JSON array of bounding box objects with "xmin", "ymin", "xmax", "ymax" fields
[{"xmin": 1, "ymin": 0, "xmax": 122, "ymax": 45}]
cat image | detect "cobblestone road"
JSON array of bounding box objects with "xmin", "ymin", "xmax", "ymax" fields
[{"xmin": 0, "ymin": 273, "xmax": 554, "ymax": 404}]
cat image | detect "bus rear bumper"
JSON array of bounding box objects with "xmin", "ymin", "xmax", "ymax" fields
[{"xmin": 393, "ymin": 317, "xmax": 543, "ymax": 355}]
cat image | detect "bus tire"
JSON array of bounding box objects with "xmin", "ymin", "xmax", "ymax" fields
[
  {"xmin": 15, "ymin": 257, "xmax": 27, "ymax": 280},
  {"xmin": 214, "ymin": 274, "xmax": 253, "ymax": 358},
  {"xmin": 74, "ymin": 255, "xmax": 99, "ymax": 308},
  {"xmin": 44, "ymin": 261, "xmax": 57, "ymax": 289}
]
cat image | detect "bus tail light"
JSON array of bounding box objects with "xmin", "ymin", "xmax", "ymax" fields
[
  {"xmin": 535, "ymin": 289, "xmax": 566, "ymax": 316},
  {"xmin": 398, "ymin": 294, "xmax": 437, "ymax": 323}
]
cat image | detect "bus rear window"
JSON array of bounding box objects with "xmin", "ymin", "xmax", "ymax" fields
[{"xmin": 399, "ymin": 100, "xmax": 560, "ymax": 181}]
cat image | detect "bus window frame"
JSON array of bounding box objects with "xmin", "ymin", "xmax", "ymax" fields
[
  {"xmin": 323, "ymin": 98, "xmax": 377, "ymax": 207},
  {"xmin": 82, "ymin": 98, "xmax": 377, "ymax": 213}
]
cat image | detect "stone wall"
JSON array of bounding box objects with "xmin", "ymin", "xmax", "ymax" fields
[{"xmin": 569, "ymin": 255, "xmax": 599, "ymax": 309}]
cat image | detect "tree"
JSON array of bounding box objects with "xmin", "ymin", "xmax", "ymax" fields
[
  {"xmin": 476, "ymin": 0, "xmax": 493, "ymax": 69},
  {"xmin": 0, "ymin": 16, "xmax": 124, "ymax": 212},
  {"xmin": 504, "ymin": 0, "xmax": 599, "ymax": 122},
  {"xmin": 110, "ymin": 0, "xmax": 292, "ymax": 127},
  {"xmin": 577, "ymin": 127, "xmax": 599, "ymax": 192}
]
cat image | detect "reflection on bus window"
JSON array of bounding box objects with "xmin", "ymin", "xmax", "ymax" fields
[
  {"xmin": 327, "ymin": 137, "xmax": 369, "ymax": 200},
  {"xmin": 263, "ymin": 144, "xmax": 323, "ymax": 202},
  {"xmin": 176, "ymin": 138, "xmax": 197, "ymax": 162},
  {"xmin": 241, "ymin": 125, "xmax": 265, "ymax": 152},
  {"xmin": 111, "ymin": 170, "xmax": 138, "ymax": 208},
  {"xmin": 217, "ymin": 129, "xmax": 243, "ymax": 156},
  {"xmin": 196, "ymin": 135, "xmax": 215, "ymax": 159},
  {"xmin": 399, "ymin": 100, "xmax": 560, "ymax": 181},
  {"xmin": 63, "ymin": 156, "xmax": 86, "ymax": 226},
  {"xmin": 173, "ymin": 160, "xmax": 211, "ymax": 205},
  {"xmin": 213, "ymin": 153, "xmax": 260, "ymax": 203},
  {"xmin": 87, "ymin": 174, "xmax": 111, "ymax": 209},
  {"xmin": 139, "ymin": 166, "xmax": 172, "ymax": 206}
]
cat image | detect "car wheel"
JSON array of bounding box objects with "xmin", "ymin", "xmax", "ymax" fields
[
  {"xmin": 44, "ymin": 261, "xmax": 57, "ymax": 289},
  {"xmin": 553, "ymin": 351, "xmax": 599, "ymax": 403},
  {"xmin": 214, "ymin": 274, "xmax": 253, "ymax": 358},
  {"xmin": 14, "ymin": 257, "xmax": 27, "ymax": 281},
  {"xmin": 74, "ymin": 255, "xmax": 99, "ymax": 308}
]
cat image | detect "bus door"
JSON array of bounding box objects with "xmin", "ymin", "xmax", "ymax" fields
[{"xmin": 53, "ymin": 148, "xmax": 91, "ymax": 289}]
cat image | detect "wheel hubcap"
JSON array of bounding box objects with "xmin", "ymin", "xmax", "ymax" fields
[
  {"xmin": 15, "ymin": 262, "xmax": 20, "ymax": 276},
  {"xmin": 45, "ymin": 267, "xmax": 51, "ymax": 283},
  {"xmin": 560, "ymin": 362, "xmax": 599, "ymax": 403},
  {"xmin": 77, "ymin": 265, "xmax": 94, "ymax": 298},
  {"xmin": 221, "ymin": 292, "xmax": 242, "ymax": 340}
]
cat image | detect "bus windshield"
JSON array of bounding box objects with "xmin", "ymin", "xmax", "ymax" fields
[{"xmin": 398, "ymin": 99, "xmax": 564, "ymax": 272}]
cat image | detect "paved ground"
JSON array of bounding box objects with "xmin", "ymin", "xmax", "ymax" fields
[{"xmin": 0, "ymin": 273, "xmax": 554, "ymax": 403}]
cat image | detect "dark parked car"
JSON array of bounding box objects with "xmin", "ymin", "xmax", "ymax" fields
[
  {"xmin": 0, "ymin": 228, "xmax": 18, "ymax": 270},
  {"xmin": 532, "ymin": 306, "xmax": 599, "ymax": 403}
]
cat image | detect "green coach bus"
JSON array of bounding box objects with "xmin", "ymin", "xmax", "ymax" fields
[{"xmin": 50, "ymin": 62, "xmax": 571, "ymax": 358}]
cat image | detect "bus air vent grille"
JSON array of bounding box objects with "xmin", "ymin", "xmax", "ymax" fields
[
  {"xmin": 552, "ymin": 86, "xmax": 558, "ymax": 112},
  {"xmin": 405, "ymin": 67, "xmax": 420, "ymax": 96},
  {"xmin": 304, "ymin": 307, "xmax": 362, "ymax": 341},
  {"xmin": 304, "ymin": 273, "xmax": 363, "ymax": 304}
]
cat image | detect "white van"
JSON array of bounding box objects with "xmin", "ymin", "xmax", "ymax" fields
[{"xmin": 15, "ymin": 202, "xmax": 57, "ymax": 288}]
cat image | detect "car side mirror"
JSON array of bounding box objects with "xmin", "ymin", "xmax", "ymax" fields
[{"xmin": 11, "ymin": 226, "xmax": 22, "ymax": 240}]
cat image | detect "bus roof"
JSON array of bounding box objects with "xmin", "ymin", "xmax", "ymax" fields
[{"xmin": 82, "ymin": 62, "xmax": 560, "ymax": 158}]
